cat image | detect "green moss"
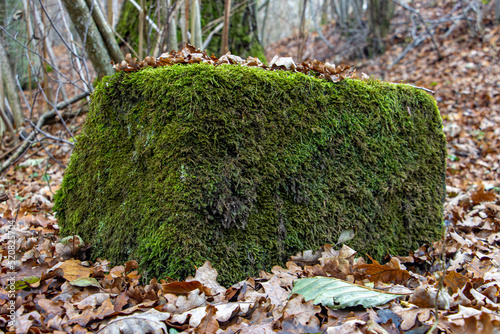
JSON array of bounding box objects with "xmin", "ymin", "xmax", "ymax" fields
[{"xmin": 54, "ymin": 64, "xmax": 446, "ymax": 286}]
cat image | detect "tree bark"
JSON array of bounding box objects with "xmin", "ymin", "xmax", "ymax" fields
[
  {"xmin": 0, "ymin": 35, "xmax": 23, "ymax": 129},
  {"xmin": 167, "ymin": 1, "xmax": 178, "ymax": 51},
  {"xmin": 180, "ymin": 0, "xmax": 188, "ymax": 44},
  {"xmin": 165, "ymin": 0, "xmax": 179, "ymax": 51},
  {"xmin": 191, "ymin": 0, "xmax": 203, "ymax": 48},
  {"xmin": 85, "ymin": 0, "xmax": 124, "ymax": 63},
  {"xmin": 62, "ymin": 0, "xmax": 114, "ymax": 78},
  {"xmin": 220, "ymin": 0, "xmax": 231, "ymax": 54},
  {"xmin": 298, "ymin": 0, "xmax": 308, "ymax": 62},
  {"xmin": 368, "ymin": 0, "xmax": 395, "ymax": 56},
  {"xmin": 495, "ymin": 0, "xmax": 500, "ymax": 24}
]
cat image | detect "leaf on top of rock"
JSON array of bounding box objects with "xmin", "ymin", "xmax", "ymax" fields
[
  {"xmin": 336, "ymin": 228, "xmax": 356, "ymax": 245},
  {"xmin": 111, "ymin": 43, "xmax": 355, "ymax": 83}
]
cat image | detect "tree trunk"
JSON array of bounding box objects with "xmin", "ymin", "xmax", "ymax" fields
[
  {"xmin": 85, "ymin": 0, "xmax": 124, "ymax": 63},
  {"xmin": 61, "ymin": 0, "xmax": 114, "ymax": 78},
  {"xmin": 495, "ymin": 0, "xmax": 500, "ymax": 24},
  {"xmin": 167, "ymin": 1, "xmax": 178, "ymax": 51},
  {"xmin": 180, "ymin": 1, "xmax": 188, "ymax": 44},
  {"xmin": 367, "ymin": 0, "xmax": 395, "ymax": 56},
  {"xmin": 0, "ymin": 35, "xmax": 23, "ymax": 129},
  {"xmin": 298, "ymin": 0, "xmax": 308, "ymax": 62},
  {"xmin": 191, "ymin": 0, "xmax": 202, "ymax": 48},
  {"xmin": 220, "ymin": 0, "xmax": 231, "ymax": 54}
]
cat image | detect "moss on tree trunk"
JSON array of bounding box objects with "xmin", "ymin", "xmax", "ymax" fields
[
  {"xmin": 201, "ymin": 0, "xmax": 265, "ymax": 61},
  {"xmin": 54, "ymin": 64, "xmax": 446, "ymax": 286},
  {"xmin": 115, "ymin": 0, "xmax": 157, "ymax": 54}
]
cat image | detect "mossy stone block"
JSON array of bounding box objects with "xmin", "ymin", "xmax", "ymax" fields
[{"xmin": 54, "ymin": 64, "xmax": 446, "ymax": 285}]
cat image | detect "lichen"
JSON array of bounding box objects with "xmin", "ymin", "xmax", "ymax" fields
[{"xmin": 54, "ymin": 63, "xmax": 446, "ymax": 286}]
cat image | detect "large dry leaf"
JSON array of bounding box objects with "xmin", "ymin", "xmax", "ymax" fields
[
  {"xmin": 444, "ymin": 271, "xmax": 469, "ymax": 293},
  {"xmin": 291, "ymin": 277, "xmax": 404, "ymax": 309},
  {"xmin": 356, "ymin": 256, "xmax": 411, "ymax": 284},
  {"xmin": 194, "ymin": 305, "xmax": 219, "ymax": 334},
  {"xmin": 170, "ymin": 302, "xmax": 253, "ymax": 327},
  {"xmin": 161, "ymin": 280, "xmax": 210, "ymax": 295},
  {"xmin": 97, "ymin": 309, "xmax": 169, "ymax": 334}
]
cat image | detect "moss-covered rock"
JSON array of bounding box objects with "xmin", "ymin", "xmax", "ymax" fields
[{"xmin": 54, "ymin": 63, "xmax": 446, "ymax": 286}]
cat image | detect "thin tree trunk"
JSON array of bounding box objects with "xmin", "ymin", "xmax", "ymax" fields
[
  {"xmin": 61, "ymin": 0, "xmax": 115, "ymax": 78},
  {"xmin": 56, "ymin": 0, "xmax": 91, "ymax": 92},
  {"xmin": 108, "ymin": 0, "xmax": 114, "ymax": 25},
  {"xmin": 368, "ymin": 0, "xmax": 395, "ymax": 56},
  {"xmin": 298, "ymin": 0, "xmax": 308, "ymax": 62},
  {"xmin": 167, "ymin": 0, "xmax": 178, "ymax": 50},
  {"xmin": 22, "ymin": 0, "xmax": 36, "ymax": 95},
  {"xmin": 85, "ymin": 0, "xmax": 124, "ymax": 63},
  {"xmin": 139, "ymin": 0, "xmax": 145, "ymax": 58},
  {"xmin": 160, "ymin": 0, "xmax": 179, "ymax": 52},
  {"xmin": 0, "ymin": 35, "xmax": 23, "ymax": 129},
  {"xmin": 0, "ymin": 55, "xmax": 5, "ymax": 136},
  {"xmin": 260, "ymin": 0, "xmax": 270, "ymax": 45},
  {"xmin": 180, "ymin": 0, "xmax": 188, "ymax": 42},
  {"xmin": 201, "ymin": 0, "xmax": 265, "ymax": 60},
  {"xmin": 496, "ymin": 0, "xmax": 500, "ymax": 23},
  {"xmin": 321, "ymin": 0, "xmax": 329, "ymax": 24},
  {"xmin": 35, "ymin": 1, "xmax": 53, "ymax": 106},
  {"xmin": 220, "ymin": 0, "xmax": 231, "ymax": 54},
  {"xmin": 191, "ymin": 0, "xmax": 202, "ymax": 48}
]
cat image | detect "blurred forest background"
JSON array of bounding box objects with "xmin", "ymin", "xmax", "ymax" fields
[{"xmin": 0, "ymin": 0, "xmax": 499, "ymax": 160}]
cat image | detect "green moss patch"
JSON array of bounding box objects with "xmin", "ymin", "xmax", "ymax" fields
[{"xmin": 54, "ymin": 63, "xmax": 446, "ymax": 285}]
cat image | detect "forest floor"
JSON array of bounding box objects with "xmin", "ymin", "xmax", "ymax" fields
[{"xmin": 1, "ymin": 1, "xmax": 500, "ymax": 333}]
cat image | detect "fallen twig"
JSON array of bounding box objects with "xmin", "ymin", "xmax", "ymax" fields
[
  {"xmin": 403, "ymin": 83, "xmax": 435, "ymax": 94},
  {"xmin": 390, "ymin": 34, "xmax": 428, "ymax": 68},
  {"xmin": 390, "ymin": 0, "xmax": 442, "ymax": 61}
]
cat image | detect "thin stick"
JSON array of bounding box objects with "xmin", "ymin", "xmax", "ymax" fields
[
  {"xmin": 0, "ymin": 105, "xmax": 18, "ymax": 146},
  {"xmin": 127, "ymin": 0, "xmax": 160, "ymax": 31},
  {"xmin": 405, "ymin": 84, "xmax": 435, "ymax": 94},
  {"xmin": 220, "ymin": 0, "xmax": 231, "ymax": 55},
  {"xmin": 139, "ymin": 0, "xmax": 145, "ymax": 59},
  {"xmin": 298, "ymin": 0, "xmax": 308, "ymax": 62}
]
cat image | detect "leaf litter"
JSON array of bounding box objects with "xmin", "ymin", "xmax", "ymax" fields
[{"xmin": 1, "ymin": 1, "xmax": 500, "ymax": 333}]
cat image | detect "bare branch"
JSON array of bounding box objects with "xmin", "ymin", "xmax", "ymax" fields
[{"xmin": 0, "ymin": 91, "xmax": 89, "ymax": 174}]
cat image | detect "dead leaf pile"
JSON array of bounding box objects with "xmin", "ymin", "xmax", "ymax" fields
[{"xmin": 1, "ymin": 179, "xmax": 499, "ymax": 333}]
